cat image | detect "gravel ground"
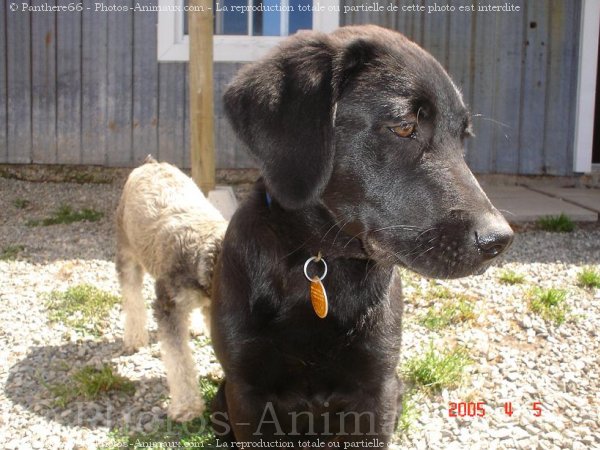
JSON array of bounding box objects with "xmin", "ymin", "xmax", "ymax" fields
[{"xmin": 1, "ymin": 175, "xmax": 599, "ymax": 450}]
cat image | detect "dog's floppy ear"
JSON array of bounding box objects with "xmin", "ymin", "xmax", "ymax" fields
[
  {"xmin": 332, "ymin": 35, "xmax": 379, "ymax": 100},
  {"xmin": 224, "ymin": 31, "xmax": 379, "ymax": 209},
  {"xmin": 224, "ymin": 33, "xmax": 336, "ymax": 209}
]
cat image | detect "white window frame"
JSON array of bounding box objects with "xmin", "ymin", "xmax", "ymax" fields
[
  {"xmin": 573, "ymin": 0, "xmax": 600, "ymax": 173},
  {"xmin": 157, "ymin": 0, "xmax": 340, "ymax": 62}
]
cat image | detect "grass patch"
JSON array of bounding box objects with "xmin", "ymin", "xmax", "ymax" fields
[
  {"xmin": 402, "ymin": 343, "xmax": 472, "ymax": 394},
  {"xmin": 418, "ymin": 284, "xmax": 477, "ymax": 331},
  {"xmin": 528, "ymin": 288, "xmax": 569, "ymax": 325},
  {"xmin": 43, "ymin": 364, "xmax": 134, "ymax": 407},
  {"xmin": 536, "ymin": 213, "xmax": 575, "ymax": 233},
  {"xmin": 27, "ymin": 204, "xmax": 103, "ymax": 227},
  {"xmin": 193, "ymin": 335, "xmax": 213, "ymax": 347},
  {"xmin": 102, "ymin": 377, "xmax": 220, "ymax": 450},
  {"xmin": 420, "ymin": 298, "xmax": 476, "ymax": 331},
  {"xmin": 0, "ymin": 244, "xmax": 25, "ymax": 261},
  {"xmin": 46, "ymin": 284, "xmax": 119, "ymax": 336},
  {"xmin": 396, "ymin": 391, "xmax": 418, "ymax": 435},
  {"xmin": 13, "ymin": 198, "xmax": 30, "ymax": 209},
  {"xmin": 427, "ymin": 284, "xmax": 453, "ymax": 299},
  {"xmin": 577, "ymin": 266, "xmax": 600, "ymax": 289},
  {"xmin": 498, "ymin": 269, "xmax": 525, "ymax": 285},
  {"xmin": 396, "ymin": 268, "xmax": 421, "ymax": 291}
]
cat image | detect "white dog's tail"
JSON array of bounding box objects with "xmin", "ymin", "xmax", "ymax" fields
[{"xmin": 143, "ymin": 154, "xmax": 158, "ymax": 164}]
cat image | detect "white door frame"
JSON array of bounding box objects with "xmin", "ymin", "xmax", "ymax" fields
[{"xmin": 573, "ymin": 0, "xmax": 600, "ymax": 173}]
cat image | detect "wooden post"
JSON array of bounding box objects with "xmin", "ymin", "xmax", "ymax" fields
[{"xmin": 189, "ymin": 0, "xmax": 215, "ymax": 195}]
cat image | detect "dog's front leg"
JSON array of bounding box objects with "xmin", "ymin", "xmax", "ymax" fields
[
  {"xmin": 116, "ymin": 248, "xmax": 149, "ymax": 352},
  {"xmin": 154, "ymin": 280, "xmax": 205, "ymax": 422},
  {"xmin": 217, "ymin": 380, "xmax": 293, "ymax": 445}
]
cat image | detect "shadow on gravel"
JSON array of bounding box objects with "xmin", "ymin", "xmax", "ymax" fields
[{"xmin": 4, "ymin": 340, "xmax": 174, "ymax": 434}]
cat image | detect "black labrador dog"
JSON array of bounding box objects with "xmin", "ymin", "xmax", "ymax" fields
[{"xmin": 211, "ymin": 25, "xmax": 513, "ymax": 447}]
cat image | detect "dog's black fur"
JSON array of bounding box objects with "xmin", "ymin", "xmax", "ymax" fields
[{"xmin": 211, "ymin": 25, "xmax": 513, "ymax": 447}]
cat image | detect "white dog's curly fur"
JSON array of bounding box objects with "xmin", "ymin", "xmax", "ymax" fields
[{"xmin": 115, "ymin": 156, "xmax": 227, "ymax": 422}]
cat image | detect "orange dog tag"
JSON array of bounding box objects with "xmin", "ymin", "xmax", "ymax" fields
[
  {"xmin": 304, "ymin": 253, "xmax": 329, "ymax": 319},
  {"xmin": 310, "ymin": 277, "xmax": 328, "ymax": 319}
]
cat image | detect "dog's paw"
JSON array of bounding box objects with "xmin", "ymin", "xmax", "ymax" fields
[
  {"xmin": 168, "ymin": 396, "xmax": 206, "ymax": 422},
  {"xmin": 123, "ymin": 330, "xmax": 149, "ymax": 353}
]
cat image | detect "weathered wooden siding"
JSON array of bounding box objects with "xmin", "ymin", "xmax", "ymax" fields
[
  {"xmin": 0, "ymin": 1, "xmax": 582, "ymax": 174},
  {"xmin": 342, "ymin": 0, "xmax": 581, "ymax": 175},
  {"xmin": 0, "ymin": 1, "xmax": 253, "ymax": 169}
]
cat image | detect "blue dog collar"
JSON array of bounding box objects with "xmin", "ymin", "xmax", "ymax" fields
[{"xmin": 265, "ymin": 192, "xmax": 273, "ymax": 209}]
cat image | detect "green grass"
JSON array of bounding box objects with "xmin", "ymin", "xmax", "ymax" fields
[
  {"xmin": 396, "ymin": 391, "xmax": 418, "ymax": 435},
  {"xmin": 45, "ymin": 284, "xmax": 120, "ymax": 336},
  {"xmin": 27, "ymin": 204, "xmax": 103, "ymax": 227},
  {"xmin": 43, "ymin": 364, "xmax": 134, "ymax": 408},
  {"xmin": 420, "ymin": 298, "xmax": 476, "ymax": 331},
  {"xmin": 536, "ymin": 213, "xmax": 575, "ymax": 232},
  {"xmin": 402, "ymin": 343, "xmax": 472, "ymax": 394},
  {"xmin": 418, "ymin": 284, "xmax": 477, "ymax": 331},
  {"xmin": 577, "ymin": 266, "xmax": 600, "ymax": 289},
  {"xmin": 528, "ymin": 288, "xmax": 569, "ymax": 325},
  {"xmin": 498, "ymin": 269, "xmax": 525, "ymax": 285},
  {"xmin": 193, "ymin": 335, "xmax": 213, "ymax": 347},
  {"xmin": 427, "ymin": 284, "xmax": 453, "ymax": 299},
  {"xmin": 13, "ymin": 198, "xmax": 30, "ymax": 209},
  {"xmin": 102, "ymin": 377, "xmax": 220, "ymax": 450},
  {"xmin": 0, "ymin": 244, "xmax": 25, "ymax": 261}
]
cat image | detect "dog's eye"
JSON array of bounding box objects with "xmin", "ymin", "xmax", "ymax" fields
[{"xmin": 389, "ymin": 123, "xmax": 416, "ymax": 138}]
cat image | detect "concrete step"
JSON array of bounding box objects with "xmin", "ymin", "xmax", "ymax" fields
[
  {"xmin": 481, "ymin": 184, "xmax": 598, "ymax": 222},
  {"xmin": 208, "ymin": 182, "xmax": 599, "ymax": 223}
]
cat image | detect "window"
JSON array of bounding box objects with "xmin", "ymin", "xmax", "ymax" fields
[{"xmin": 157, "ymin": 0, "xmax": 340, "ymax": 62}]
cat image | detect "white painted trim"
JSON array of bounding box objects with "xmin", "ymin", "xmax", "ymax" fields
[
  {"xmin": 214, "ymin": 36, "xmax": 285, "ymax": 61},
  {"xmin": 157, "ymin": 0, "xmax": 340, "ymax": 62},
  {"xmin": 573, "ymin": 0, "xmax": 600, "ymax": 173},
  {"xmin": 280, "ymin": 0, "xmax": 290, "ymax": 36},
  {"xmin": 246, "ymin": 0, "xmax": 253, "ymax": 36},
  {"xmin": 312, "ymin": 0, "xmax": 340, "ymax": 33},
  {"xmin": 157, "ymin": 0, "xmax": 188, "ymax": 61}
]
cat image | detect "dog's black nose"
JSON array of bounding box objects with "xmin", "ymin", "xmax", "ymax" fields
[{"xmin": 475, "ymin": 227, "xmax": 514, "ymax": 259}]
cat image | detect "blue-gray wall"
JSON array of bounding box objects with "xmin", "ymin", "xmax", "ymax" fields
[{"xmin": 0, "ymin": 1, "xmax": 582, "ymax": 174}]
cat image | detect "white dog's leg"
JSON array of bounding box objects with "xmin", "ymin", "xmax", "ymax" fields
[
  {"xmin": 189, "ymin": 293, "xmax": 211, "ymax": 337},
  {"xmin": 154, "ymin": 284, "xmax": 204, "ymax": 422},
  {"xmin": 201, "ymin": 304, "xmax": 211, "ymax": 336},
  {"xmin": 117, "ymin": 250, "xmax": 149, "ymax": 352}
]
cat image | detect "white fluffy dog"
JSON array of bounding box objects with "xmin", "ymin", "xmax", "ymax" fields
[{"xmin": 115, "ymin": 156, "xmax": 227, "ymax": 422}]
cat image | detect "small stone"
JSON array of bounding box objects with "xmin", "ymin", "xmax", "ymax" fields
[
  {"xmin": 144, "ymin": 421, "xmax": 158, "ymax": 433},
  {"xmin": 550, "ymin": 418, "xmax": 566, "ymax": 432},
  {"xmin": 413, "ymin": 440, "xmax": 427, "ymax": 450},
  {"xmin": 489, "ymin": 428, "xmax": 511, "ymax": 440},
  {"xmin": 546, "ymin": 431, "xmax": 563, "ymax": 443},
  {"xmin": 511, "ymin": 427, "xmax": 530, "ymax": 440},
  {"xmin": 521, "ymin": 315, "xmax": 533, "ymax": 329},
  {"xmin": 525, "ymin": 424, "xmax": 539, "ymax": 435},
  {"xmin": 581, "ymin": 435, "xmax": 594, "ymax": 444},
  {"xmin": 426, "ymin": 431, "xmax": 442, "ymax": 444},
  {"xmin": 506, "ymin": 372, "xmax": 519, "ymax": 381},
  {"xmin": 5, "ymin": 440, "xmax": 20, "ymax": 450}
]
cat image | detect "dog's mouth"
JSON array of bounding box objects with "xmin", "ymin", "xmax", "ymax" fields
[{"xmin": 362, "ymin": 225, "xmax": 500, "ymax": 279}]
